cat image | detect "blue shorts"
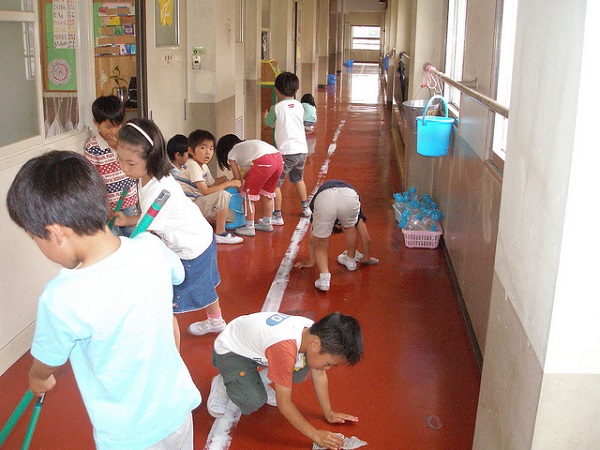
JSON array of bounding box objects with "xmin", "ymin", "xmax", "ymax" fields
[{"xmin": 173, "ymin": 237, "xmax": 220, "ymax": 313}]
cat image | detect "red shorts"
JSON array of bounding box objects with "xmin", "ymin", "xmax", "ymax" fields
[{"xmin": 244, "ymin": 153, "xmax": 284, "ymax": 201}]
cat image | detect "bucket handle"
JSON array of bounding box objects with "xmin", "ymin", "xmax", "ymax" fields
[{"xmin": 421, "ymin": 95, "xmax": 449, "ymax": 124}]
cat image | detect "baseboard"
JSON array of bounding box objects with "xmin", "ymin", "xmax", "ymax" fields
[
  {"xmin": 0, "ymin": 322, "xmax": 35, "ymax": 376},
  {"xmin": 441, "ymin": 240, "xmax": 484, "ymax": 372}
]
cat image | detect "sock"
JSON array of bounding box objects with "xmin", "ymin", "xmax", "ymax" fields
[
  {"xmin": 262, "ymin": 217, "xmax": 272, "ymax": 225},
  {"xmin": 320, "ymin": 272, "xmax": 331, "ymax": 280},
  {"xmin": 301, "ymin": 200, "xmax": 309, "ymax": 208},
  {"xmin": 217, "ymin": 231, "xmax": 228, "ymax": 236},
  {"xmin": 207, "ymin": 310, "xmax": 223, "ymax": 324},
  {"xmin": 245, "ymin": 220, "xmax": 255, "ymax": 227},
  {"xmin": 273, "ymin": 210, "xmax": 282, "ymax": 217}
]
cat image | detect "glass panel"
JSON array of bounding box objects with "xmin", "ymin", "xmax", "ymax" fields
[
  {"xmin": 352, "ymin": 38, "xmax": 380, "ymax": 50},
  {"xmin": 0, "ymin": 0, "xmax": 29, "ymax": 11},
  {"xmin": 352, "ymin": 26, "xmax": 380, "ymax": 38},
  {"xmin": 0, "ymin": 21, "xmax": 39, "ymax": 147}
]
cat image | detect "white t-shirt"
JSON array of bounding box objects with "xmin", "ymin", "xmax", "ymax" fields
[
  {"xmin": 228, "ymin": 140, "xmax": 280, "ymax": 175},
  {"xmin": 179, "ymin": 158, "xmax": 215, "ymax": 186},
  {"xmin": 272, "ymin": 99, "xmax": 308, "ymax": 155},
  {"xmin": 31, "ymin": 234, "xmax": 201, "ymax": 449},
  {"xmin": 138, "ymin": 175, "xmax": 213, "ymax": 259},
  {"xmin": 214, "ymin": 312, "xmax": 313, "ymax": 367}
]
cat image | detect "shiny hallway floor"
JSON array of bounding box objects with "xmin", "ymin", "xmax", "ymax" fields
[{"xmin": 0, "ymin": 64, "xmax": 481, "ymax": 449}]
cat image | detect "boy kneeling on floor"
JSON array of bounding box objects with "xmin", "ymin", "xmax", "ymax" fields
[{"xmin": 207, "ymin": 311, "xmax": 363, "ymax": 450}]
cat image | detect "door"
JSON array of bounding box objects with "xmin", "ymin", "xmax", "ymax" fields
[{"xmin": 144, "ymin": 0, "xmax": 187, "ymax": 139}]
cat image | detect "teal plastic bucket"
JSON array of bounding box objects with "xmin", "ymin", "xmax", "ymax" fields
[
  {"xmin": 225, "ymin": 187, "xmax": 246, "ymax": 230},
  {"xmin": 416, "ymin": 95, "xmax": 454, "ymax": 157},
  {"xmin": 327, "ymin": 74, "xmax": 336, "ymax": 85}
]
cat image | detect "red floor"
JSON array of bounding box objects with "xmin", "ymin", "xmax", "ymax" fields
[{"xmin": 0, "ymin": 64, "xmax": 481, "ymax": 449}]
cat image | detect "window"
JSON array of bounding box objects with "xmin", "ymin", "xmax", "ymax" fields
[
  {"xmin": 0, "ymin": 8, "xmax": 39, "ymax": 148},
  {"xmin": 444, "ymin": 0, "xmax": 467, "ymax": 108},
  {"xmin": 491, "ymin": 0, "xmax": 518, "ymax": 164},
  {"xmin": 351, "ymin": 26, "xmax": 380, "ymax": 51},
  {"xmin": 22, "ymin": 21, "xmax": 35, "ymax": 79}
]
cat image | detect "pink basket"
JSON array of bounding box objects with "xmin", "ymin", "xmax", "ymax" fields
[{"xmin": 402, "ymin": 222, "xmax": 443, "ymax": 249}]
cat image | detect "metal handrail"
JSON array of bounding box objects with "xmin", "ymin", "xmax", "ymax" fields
[{"xmin": 424, "ymin": 64, "xmax": 509, "ymax": 118}]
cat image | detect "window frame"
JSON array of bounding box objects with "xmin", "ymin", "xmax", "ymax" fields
[
  {"xmin": 0, "ymin": 2, "xmax": 96, "ymax": 158},
  {"xmin": 351, "ymin": 25, "xmax": 381, "ymax": 51},
  {"xmin": 444, "ymin": 0, "xmax": 467, "ymax": 109},
  {"xmin": 490, "ymin": 0, "xmax": 518, "ymax": 166}
]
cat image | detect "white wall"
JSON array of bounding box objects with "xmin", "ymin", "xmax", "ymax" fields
[{"xmin": 0, "ymin": 130, "xmax": 91, "ymax": 375}]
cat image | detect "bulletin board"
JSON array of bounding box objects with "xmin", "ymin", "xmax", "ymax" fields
[{"xmin": 40, "ymin": 0, "xmax": 78, "ymax": 91}]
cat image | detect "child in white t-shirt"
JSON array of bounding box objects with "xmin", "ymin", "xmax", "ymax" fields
[
  {"xmin": 114, "ymin": 118, "xmax": 229, "ymax": 341},
  {"xmin": 178, "ymin": 130, "xmax": 243, "ymax": 245}
]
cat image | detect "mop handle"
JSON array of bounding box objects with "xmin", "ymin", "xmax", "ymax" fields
[
  {"xmin": 129, "ymin": 190, "xmax": 171, "ymax": 238},
  {"xmin": 107, "ymin": 186, "xmax": 130, "ymax": 229},
  {"xmin": 21, "ymin": 394, "xmax": 45, "ymax": 450},
  {"xmin": 0, "ymin": 390, "xmax": 34, "ymax": 446}
]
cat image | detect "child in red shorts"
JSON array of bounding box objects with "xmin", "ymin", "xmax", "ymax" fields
[{"xmin": 216, "ymin": 134, "xmax": 284, "ymax": 236}]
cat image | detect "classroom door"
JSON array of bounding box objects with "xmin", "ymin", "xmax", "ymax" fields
[{"xmin": 144, "ymin": 0, "xmax": 187, "ymax": 139}]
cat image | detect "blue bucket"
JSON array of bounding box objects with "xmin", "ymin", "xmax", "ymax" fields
[
  {"xmin": 225, "ymin": 187, "xmax": 246, "ymax": 229},
  {"xmin": 327, "ymin": 74, "xmax": 336, "ymax": 85},
  {"xmin": 416, "ymin": 95, "xmax": 455, "ymax": 157}
]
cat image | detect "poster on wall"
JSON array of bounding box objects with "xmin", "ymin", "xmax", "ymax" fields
[
  {"xmin": 53, "ymin": 0, "xmax": 76, "ymax": 49},
  {"xmin": 45, "ymin": 0, "xmax": 77, "ymax": 91},
  {"xmin": 155, "ymin": 0, "xmax": 179, "ymax": 47}
]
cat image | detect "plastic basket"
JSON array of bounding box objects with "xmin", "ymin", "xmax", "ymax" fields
[
  {"xmin": 416, "ymin": 95, "xmax": 454, "ymax": 157},
  {"xmin": 402, "ymin": 222, "xmax": 443, "ymax": 249}
]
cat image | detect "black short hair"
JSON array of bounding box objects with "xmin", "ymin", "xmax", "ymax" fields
[
  {"xmin": 274, "ymin": 72, "xmax": 300, "ymax": 97},
  {"xmin": 167, "ymin": 134, "xmax": 189, "ymax": 161},
  {"xmin": 188, "ymin": 129, "xmax": 216, "ymax": 151},
  {"xmin": 301, "ymin": 93, "xmax": 316, "ymax": 107},
  {"xmin": 118, "ymin": 118, "xmax": 171, "ymax": 180},
  {"xmin": 215, "ymin": 134, "xmax": 243, "ymax": 171},
  {"xmin": 6, "ymin": 151, "xmax": 109, "ymax": 238},
  {"xmin": 92, "ymin": 95, "xmax": 124, "ymax": 125},
  {"xmin": 309, "ymin": 312, "xmax": 363, "ymax": 365}
]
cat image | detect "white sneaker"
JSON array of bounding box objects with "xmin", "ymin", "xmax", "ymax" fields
[
  {"xmin": 271, "ymin": 215, "xmax": 284, "ymax": 226},
  {"xmin": 340, "ymin": 249, "xmax": 363, "ymax": 261},
  {"xmin": 301, "ymin": 205, "xmax": 312, "ymax": 218},
  {"xmin": 235, "ymin": 224, "xmax": 255, "ymax": 236},
  {"xmin": 337, "ymin": 253, "xmax": 357, "ymax": 271},
  {"xmin": 215, "ymin": 232, "xmax": 244, "ymax": 244},
  {"xmin": 259, "ymin": 369, "xmax": 277, "ymax": 406},
  {"xmin": 255, "ymin": 219, "xmax": 274, "ymax": 232},
  {"xmin": 207, "ymin": 375, "xmax": 229, "ymax": 418},
  {"xmin": 188, "ymin": 319, "xmax": 226, "ymax": 336},
  {"xmin": 314, "ymin": 273, "xmax": 331, "ymax": 291}
]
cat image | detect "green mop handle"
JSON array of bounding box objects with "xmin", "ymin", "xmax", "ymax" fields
[
  {"xmin": 0, "ymin": 389, "xmax": 34, "ymax": 446},
  {"xmin": 21, "ymin": 393, "xmax": 45, "ymax": 450},
  {"xmin": 129, "ymin": 190, "xmax": 171, "ymax": 238},
  {"xmin": 107, "ymin": 186, "xmax": 130, "ymax": 229}
]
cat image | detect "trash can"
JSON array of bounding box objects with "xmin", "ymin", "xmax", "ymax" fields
[
  {"xmin": 401, "ymin": 99, "xmax": 440, "ymax": 134},
  {"xmin": 327, "ymin": 74, "xmax": 336, "ymax": 85}
]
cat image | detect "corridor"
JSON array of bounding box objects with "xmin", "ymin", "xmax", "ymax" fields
[{"xmin": 0, "ymin": 63, "xmax": 481, "ymax": 449}]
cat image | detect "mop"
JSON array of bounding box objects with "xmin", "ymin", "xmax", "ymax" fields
[
  {"xmin": 107, "ymin": 186, "xmax": 130, "ymax": 230},
  {"xmin": 0, "ymin": 390, "xmax": 45, "ymax": 450}
]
